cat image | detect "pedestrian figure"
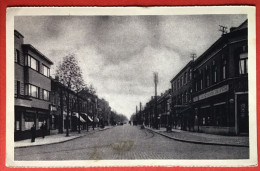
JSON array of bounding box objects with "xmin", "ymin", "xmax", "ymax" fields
[
  {"xmin": 40, "ymin": 123, "xmax": 45, "ymax": 138},
  {"xmin": 31, "ymin": 124, "xmax": 36, "ymax": 142}
]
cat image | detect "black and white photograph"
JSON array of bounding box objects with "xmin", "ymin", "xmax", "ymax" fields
[{"xmin": 6, "ymin": 7, "xmax": 257, "ymax": 167}]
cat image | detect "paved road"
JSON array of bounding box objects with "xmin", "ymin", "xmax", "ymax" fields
[{"xmin": 15, "ymin": 125, "xmax": 249, "ymax": 160}]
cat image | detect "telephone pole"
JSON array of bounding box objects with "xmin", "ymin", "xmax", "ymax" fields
[
  {"xmin": 219, "ymin": 25, "xmax": 228, "ymax": 35},
  {"xmin": 191, "ymin": 53, "xmax": 196, "ymax": 61},
  {"xmin": 153, "ymin": 72, "xmax": 158, "ymax": 129}
]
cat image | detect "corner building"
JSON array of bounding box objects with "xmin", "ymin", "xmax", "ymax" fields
[
  {"xmin": 192, "ymin": 20, "xmax": 248, "ymax": 135},
  {"xmin": 14, "ymin": 30, "xmax": 53, "ymax": 141}
]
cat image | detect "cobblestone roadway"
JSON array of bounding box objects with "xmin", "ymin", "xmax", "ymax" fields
[{"xmin": 15, "ymin": 125, "xmax": 249, "ymax": 160}]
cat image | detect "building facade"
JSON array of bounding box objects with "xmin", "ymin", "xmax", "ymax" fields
[
  {"xmin": 14, "ymin": 30, "xmax": 53, "ymax": 141},
  {"xmin": 157, "ymin": 89, "xmax": 171, "ymax": 128},
  {"xmin": 192, "ymin": 20, "xmax": 248, "ymax": 135},
  {"xmin": 170, "ymin": 61, "xmax": 193, "ymax": 131},
  {"xmin": 50, "ymin": 79, "xmax": 99, "ymax": 133}
]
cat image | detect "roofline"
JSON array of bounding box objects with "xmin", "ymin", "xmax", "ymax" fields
[
  {"xmin": 14, "ymin": 30, "xmax": 24, "ymax": 38},
  {"xmin": 170, "ymin": 61, "xmax": 193, "ymax": 83},
  {"xmin": 194, "ymin": 20, "xmax": 248, "ymax": 67},
  {"xmin": 22, "ymin": 44, "xmax": 53, "ymax": 65}
]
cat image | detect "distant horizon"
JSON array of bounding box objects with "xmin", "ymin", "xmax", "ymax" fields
[{"xmin": 14, "ymin": 15, "xmax": 247, "ymax": 119}]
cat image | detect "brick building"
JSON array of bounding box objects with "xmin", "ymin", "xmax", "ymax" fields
[
  {"xmin": 157, "ymin": 89, "xmax": 171, "ymax": 128},
  {"xmin": 170, "ymin": 61, "xmax": 193, "ymax": 130},
  {"xmin": 192, "ymin": 20, "xmax": 248, "ymax": 135},
  {"xmin": 14, "ymin": 30, "xmax": 53, "ymax": 141}
]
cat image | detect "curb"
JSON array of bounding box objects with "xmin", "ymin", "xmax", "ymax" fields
[
  {"xmin": 15, "ymin": 126, "xmax": 112, "ymax": 149},
  {"xmin": 145, "ymin": 127, "xmax": 249, "ymax": 147}
]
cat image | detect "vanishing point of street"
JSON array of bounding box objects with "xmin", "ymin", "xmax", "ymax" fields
[{"xmin": 15, "ymin": 125, "xmax": 249, "ymax": 160}]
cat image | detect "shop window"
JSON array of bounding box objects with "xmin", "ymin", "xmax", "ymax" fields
[
  {"xmin": 24, "ymin": 113, "xmax": 35, "ymax": 130},
  {"xmin": 16, "ymin": 121, "xmax": 20, "ymax": 131},
  {"xmin": 239, "ymin": 53, "xmax": 248, "ymax": 75},
  {"xmin": 38, "ymin": 115, "xmax": 46, "ymax": 128}
]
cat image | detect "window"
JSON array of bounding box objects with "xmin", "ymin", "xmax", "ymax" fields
[
  {"xmin": 239, "ymin": 53, "xmax": 248, "ymax": 75},
  {"xmin": 181, "ymin": 76, "xmax": 183, "ymax": 86},
  {"xmin": 43, "ymin": 89, "xmax": 49, "ymax": 101},
  {"xmin": 206, "ymin": 75, "xmax": 210, "ymax": 87},
  {"xmin": 25, "ymin": 84, "xmax": 40, "ymax": 98},
  {"xmin": 189, "ymin": 69, "xmax": 192, "ymax": 80},
  {"xmin": 200, "ymin": 79, "xmax": 203, "ymax": 90},
  {"xmin": 221, "ymin": 59, "xmax": 227, "ymax": 80},
  {"xmin": 43, "ymin": 65, "xmax": 50, "ymax": 77},
  {"xmin": 16, "ymin": 81, "xmax": 20, "ymax": 96},
  {"xmin": 214, "ymin": 67, "xmax": 217, "ymax": 83},
  {"xmin": 15, "ymin": 49, "xmax": 20, "ymax": 63},
  {"xmin": 26, "ymin": 55, "xmax": 39, "ymax": 71},
  {"xmin": 222, "ymin": 65, "xmax": 226, "ymax": 79}
]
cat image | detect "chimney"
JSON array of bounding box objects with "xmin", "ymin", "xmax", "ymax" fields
[{"xmin": 55, "ymin": 76, "xmax": 59, "ymax": 81}]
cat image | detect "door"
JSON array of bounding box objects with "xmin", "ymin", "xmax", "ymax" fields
[{"xmin": 237, "ymin": 94, "xmax": 249, "ymax": 134}]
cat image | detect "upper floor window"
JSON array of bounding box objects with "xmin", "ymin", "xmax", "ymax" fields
[
  {"xmin": 206, "ymin": 75, "xmax": 210, "ymax": 87},
  {"xmin": 239, "ymin": 53, "xmax": 248, "ymax": 75},
  {"xmin": 222, "ymin": 64, "xmax": 226, "ymax": 80},
  {"xmin": 43, "ymin": 65, "xmax": 50, "ymax": 77},
  {"xmin": 181, "ymin": 76, "xmax": 183, "ymax": 86},
  {"xmin": 25, "ymin": 84, "xmax": 40, "ymax": 98},
  {"xmin": 15, "ymin": 49, "xmax": 20, "ymax": 63},
  {"xmin": 214, "ymin": 67, "xmax": 217, "ymax": 83},
  {"xmin": 43, "ymin": 89, "xmax": 50, "ymax": 101},
  {"xmin": 189, "ymin": 69, "xmax": 192, "ymax": 80},
  {"xmin": 26, "ymin": 55, "xmax": 39, "ymax": 71}
]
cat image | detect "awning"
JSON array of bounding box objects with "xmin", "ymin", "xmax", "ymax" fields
[
  {"xmin": 82, "ymin": 113, "xmax": 93, "ymax": 122},
  {"xmin": 72, "ymin": 112, "xmax": 86, "ymax": 123},
  {"xmin": 94, "ymin": 117, "xmax": 99, "ymax": 123}
]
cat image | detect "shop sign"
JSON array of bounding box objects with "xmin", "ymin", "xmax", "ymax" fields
[{"xmin": 193, "ymin": 85, "xmax": 229, "ymax": 102}]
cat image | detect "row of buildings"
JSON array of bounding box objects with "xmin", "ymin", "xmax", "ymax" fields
[
  {"xmin": 14, "ymin": 30, "xmax": 112, "ymax": 141},
  {"xmin": 135, "ymin": 20, "xmax": 248, "ymax": 135}
]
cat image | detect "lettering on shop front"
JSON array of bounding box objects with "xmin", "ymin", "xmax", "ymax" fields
[{"xmin": 193, "ymin": 85, "xmax": 229, "ymax": 102}]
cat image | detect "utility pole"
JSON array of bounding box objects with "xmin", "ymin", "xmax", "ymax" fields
[
  {"xmin": 191, "ymin": 53, "xmax": 196, "ymax": 62},
  {"xmin": 140, "ymin": 102, "xmax": 142, "ymax": 125},
  {"xmin": 219, "ymin": 25, "xmax": 228, "ymax": 35},
  {"xmin": 154, "ymin": 72, "xmax": 158, "ymax": 129}
]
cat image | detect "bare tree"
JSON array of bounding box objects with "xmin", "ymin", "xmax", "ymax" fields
[{"xmin": 55, "ymin": 54, "xmax": 85, "ymax": 136}]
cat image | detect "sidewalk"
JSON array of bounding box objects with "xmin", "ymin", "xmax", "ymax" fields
[
  {"xmin": 145, "ymin": 126, "xmax": 249, "ymax": 147},
  {"xmin": 15, "ymin": 126, "xmax": 112, "ymax": 148}
]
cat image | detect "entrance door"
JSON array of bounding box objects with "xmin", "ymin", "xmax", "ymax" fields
[{"xmin": 237, "ymin": 94, "xmax": 249, "ymax": 134}]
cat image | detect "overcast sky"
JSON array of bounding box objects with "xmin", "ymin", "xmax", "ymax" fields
[{"xmin": 14, "ymin": 15, "xmax": 247, "ymax": 119}]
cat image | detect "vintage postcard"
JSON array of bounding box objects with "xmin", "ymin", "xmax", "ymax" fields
[{"xmin": 6, "ymin": 6, "xmax": 257, "ymax": 167}]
